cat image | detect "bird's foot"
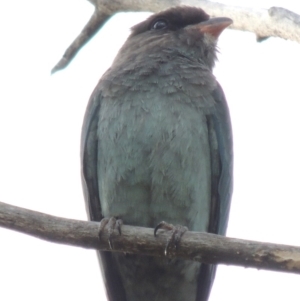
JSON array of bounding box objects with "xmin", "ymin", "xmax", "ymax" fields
[
  {"xmin": 98, "ymin": 217, "xmax": 123, "ymax": 250},
  {"xmin": 154, "ymin": 221, "xmax": 188, "ymax": 256}
]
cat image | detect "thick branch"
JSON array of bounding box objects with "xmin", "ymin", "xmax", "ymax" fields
[
  {"xmin": 52, "ymin": 0, "xmax": 300, "ymax": 73},
  {"xmin": 1, "ymin": 201, "xmax": 300, "ymax": 274}
]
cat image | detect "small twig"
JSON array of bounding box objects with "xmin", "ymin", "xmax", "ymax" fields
[
  {"xmin": 1, "ymin": 201, "xmax": 300, "ymax": 274},
  {"xmin": 51, "ymin": 9, "xmax": 111, "ymax": 74}
]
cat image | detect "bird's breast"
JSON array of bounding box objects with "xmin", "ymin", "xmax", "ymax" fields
[{"xmin": 97, "ymin": 87, "xmax": 212, "ymax": 233}]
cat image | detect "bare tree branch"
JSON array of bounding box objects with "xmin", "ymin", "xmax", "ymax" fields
[
  {"xmin": 52, "ymin": 0, "xmax": 300, "ymax": 73},
  {"xmin": 1, "ymin": 201, "xmax": 300, "ymax": 274},
  {"xmin": 51, "ymin": 10, "xmax": 111, "ymax": 74}
]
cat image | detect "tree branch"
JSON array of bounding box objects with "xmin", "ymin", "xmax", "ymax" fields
[
  {"xmin": 1, "ymin": 201, "xmax": 300, "ymax": 274},
  {"xmin": 51, "ymin": 10, "xmax": 111, "ymax": 74},
  {"xmin": 51, "ymin": 0, "xmax": 300, "ymax": 73}
]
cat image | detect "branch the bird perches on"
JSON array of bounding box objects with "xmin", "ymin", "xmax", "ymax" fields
[{"xmin": 0, "ymin": 201, "xmax": 299, "ymax": 274}]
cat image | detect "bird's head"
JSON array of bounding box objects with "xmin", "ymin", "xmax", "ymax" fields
[{"xmin": 114, "ymin": 6, "xmax": 232, "ymax": 71}]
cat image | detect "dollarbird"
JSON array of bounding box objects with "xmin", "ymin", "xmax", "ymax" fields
[{"xmin": 81, "ymin": 6, "xmax": 233, "ymax": 301}]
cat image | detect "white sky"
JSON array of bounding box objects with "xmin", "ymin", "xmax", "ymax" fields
[{"xmin": 1, "ymin": 0, "xmax": 300, "ymax": 300}]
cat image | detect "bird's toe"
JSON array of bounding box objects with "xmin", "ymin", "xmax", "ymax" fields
[
  {"xmin": 98, "ymin": 217, "xmax": 123, "ymax": 249},
  {"xmin": 154, "ymin": 221, "xmax": 188, "ymax": 256}
]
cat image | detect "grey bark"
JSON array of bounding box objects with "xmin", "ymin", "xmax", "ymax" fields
[
  {"xmin": 52, "ymin": 0, "xmax": 300, "ymax": 73},
  {"xmin": 1, "ymin": 201, "xmax": 300, "ymax": 274}
]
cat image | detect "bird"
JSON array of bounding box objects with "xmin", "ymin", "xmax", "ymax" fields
[{"xmin": 81, "ymin": 6, "xmax": 233, "ymax": 301}]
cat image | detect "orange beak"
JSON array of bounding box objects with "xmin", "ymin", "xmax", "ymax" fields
[{"xmin": 196, "ymin": 17, "xmax": 233, "ymax": 38}]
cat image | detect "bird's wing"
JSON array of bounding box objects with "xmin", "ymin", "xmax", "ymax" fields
[
  {"xmin": 196, "ymin": 82, "xmax": 233, "ymax": 301},
  {"xmin": 81, "ymin": 87, "xmax": 127, "ymax": 301},
  {"xmin": 81, "ymin": 88, "xmax": 102, "ymax": 222},
  {"xmin": 209, "ymin": 81, "xmax": 233, "ymax": 237}
]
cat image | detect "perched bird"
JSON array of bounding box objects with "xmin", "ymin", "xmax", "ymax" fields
[{"xmin": 81, "ymin": 6, "xmax": 233, "ymax": 301}]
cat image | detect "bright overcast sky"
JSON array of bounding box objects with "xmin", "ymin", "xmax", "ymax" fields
[{"xmin": 0, "ymin": 0, "xmax": 300, "ymax": 300}]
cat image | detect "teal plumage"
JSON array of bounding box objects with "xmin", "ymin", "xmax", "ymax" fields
[{"xmin": 81, "ymin": 6, "xmax": 233, "ymax": 301}]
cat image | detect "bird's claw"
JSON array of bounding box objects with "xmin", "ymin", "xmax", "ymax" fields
[
  {"xmin": 154, "ymin": 221, "xmax": 188, "ymax": 256},
  {"xmin": 98, "ymin": 217, "xmax": 123, "ymax": 250}
]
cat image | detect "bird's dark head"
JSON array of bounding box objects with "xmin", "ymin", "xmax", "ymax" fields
[{"xmin": 115, "ymin": 6, "xmax": 232, "ymax": 70}]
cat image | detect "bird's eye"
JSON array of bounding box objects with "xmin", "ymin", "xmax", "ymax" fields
[{"xmin": 151, "ymin": 19, "xmax": 168, "ymax": 30}]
